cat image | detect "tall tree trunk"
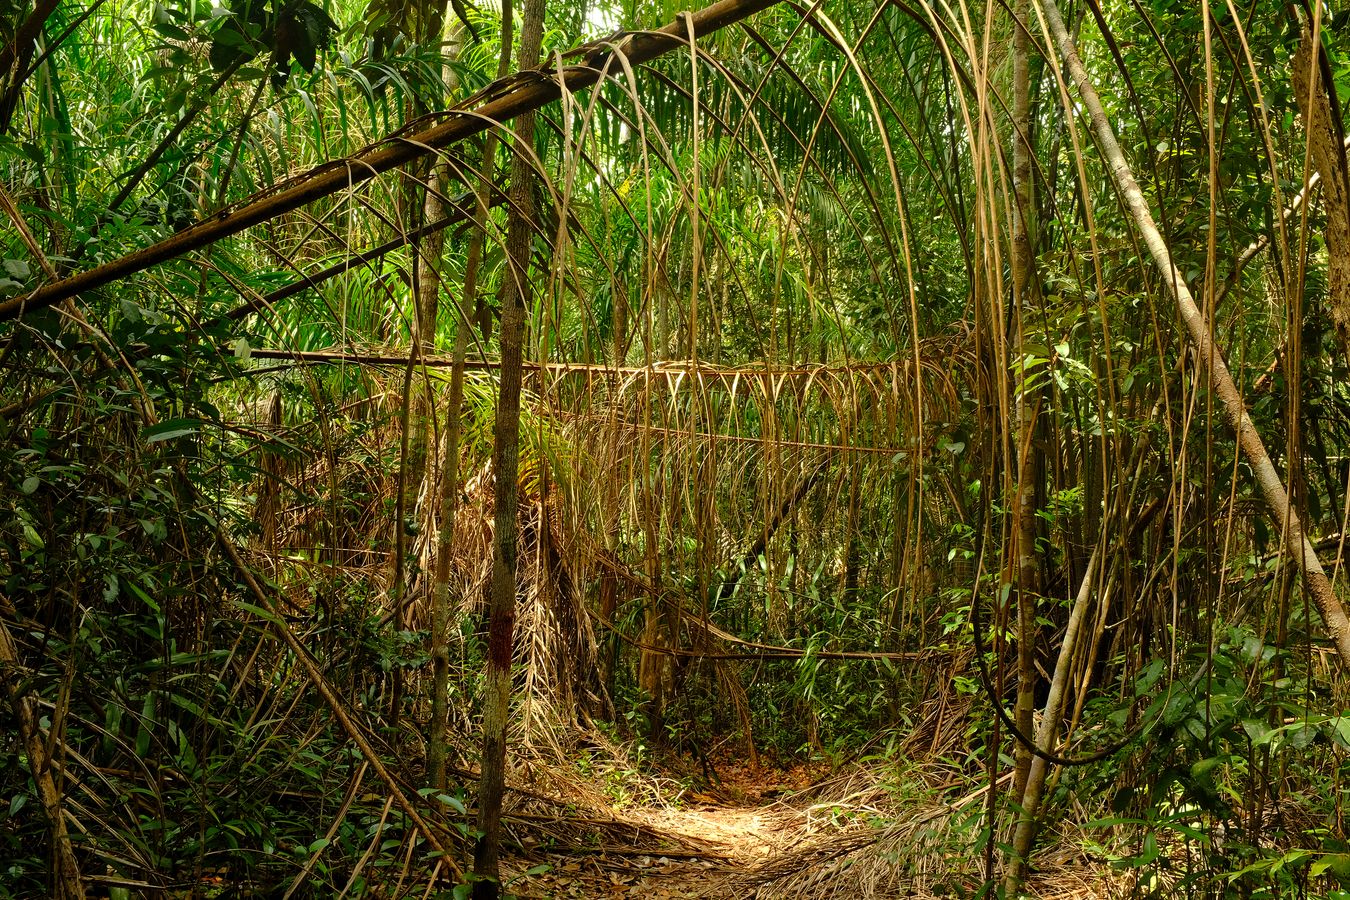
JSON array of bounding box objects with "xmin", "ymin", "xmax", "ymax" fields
[
  {"xmin": 636, "ymin": 398, "xmax": 673, "ymax": 735},
  {"xmin": 426, "ymin": 231, "xmax": 464, "ymax": 791},
  {"xmin": 389, "ymin": 0, "xmax": 452, "ymax": 724},
  {"xmin": 1008, "ymin": 0, "xmax": 1040, "ymax": 814},
  {"xmin": 639, "ymin": 260, "xmax": 677, "ymax": 735},
  {"xmin": 473, "ymin": 0, "xmax": 545, "ymax": 895},
  {"xmin": 429, "ymin": 1, "xmax": 514, "ymax": 795}
]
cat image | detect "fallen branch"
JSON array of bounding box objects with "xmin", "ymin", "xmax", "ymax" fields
[
  {"xmin": 716, "ymin": 461, "xmax": 827, "ymax": 604},
  {"xmin": 239, "ymin": 346, "xmax": 914, "ymax": 378}
]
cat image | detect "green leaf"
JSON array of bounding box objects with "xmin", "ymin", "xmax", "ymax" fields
[
  {"xmin": 1189, "ymin": 755, "xmax": 1225, "ymax": 791},
  {"xmin": 212, "ymin": 25, "xmax": 256, "ymax": 48},
  {"xmin": 292, "ymin": 30, "xmax": 318, "ymax": 71},
  {"xmin": 151, "ymin": 21, "xmax": 192, "ymax": 41},
  {"xmin": 135, "ymin": 693, "xmax": 155, "ymax": 757},
  {"xmin": 1183, "ymin": 715, "xmax": 1207, "ymax": 741},
  {"xmin": 233, "ymin": 600, "xmax": 283, "ymax": 627},
  {"xmin": 1115, "ymin": 831, "xmax": 1160, "ymax": 870},
  {"xmin": 1286, "ymin": 722, "xmax": 1316, "ymax": 750},
  {"xmin": 1083, "ymin": 815, "xmax": 1146, "ymax": 829},
  {"xmin": 21, "ymin": 522, "xmax": 43, "ymax": 550},
  {"xmin": 1135, "ymin": 658, "xmax": 1164, "ymax": 695},
  {"xmin": 436, "ymin": 793, "xmax": 467, "ymax": 815},
  {"xmin": 142, "ymin": 418, "xmax": 202, "ymax": 443},
  {"xmin": 126, "ymin": 579, "xmax": 161, "ymax": 613},
  {"xmin": 1328, "ymin": 716, "xmax": 1350, "ymax": 751},
  {"xmin": 1242, "ymin": 718, "xmax": 1274, "ymax": 746}
]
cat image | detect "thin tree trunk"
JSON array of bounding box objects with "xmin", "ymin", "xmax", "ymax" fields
[
  {"xmin": 640, "ymin": 251, "xmax": 676, "ymax": 734},
  {"xmin": 388, "ymin": 341, "xmax": 416, "ymax": 720},
  {"xmin": 427, "ymin": 228, "xmax": 466, "ymax": 791},
  {"xmin": 636, "ymin": 387, "xmax": 671, "ymax": 734},
  {"xmin": 841, "ymin": 450, "xmax": 861, "ymax": 601},
  {"xmin": 429, "ymin": 0, "xmax": 514, "ymax": 795},
  {"xmin": 422, "ymin": 34, "xmax": 458, "ymax": 792},
  {"xmin": 1005, "ymin": 544, "xmax": 1099, "ymax": 890},
  {"xmin": 389, "ymin": 0, "xmax": 454, "ymax": 721},
  {"xmin": 1038, "ymin": 0, "xmax": 1350, "ymax": 667},
  {"xmin": 1009, "ymin": 0, "xmax": 1040, "ymax": 810},
  {"xmin": 473, "ymin": 0, "xmax": 545, "ymax": 894}
]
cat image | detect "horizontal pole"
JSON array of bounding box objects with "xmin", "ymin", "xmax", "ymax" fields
[{"xmin": 240, "ymin": 346, "xmax": 911, "ymax": 379}]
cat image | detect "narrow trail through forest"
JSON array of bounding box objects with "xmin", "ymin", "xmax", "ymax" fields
[
  {"xmin": 497, "ymin": 747, "xmax": 1124, "ymax": 899},
  {"xmin": 506, "ymin": 755, "xmax": 846, "ymax": 899}
]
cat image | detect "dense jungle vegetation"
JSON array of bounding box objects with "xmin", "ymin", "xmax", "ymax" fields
[{"xmin": 6, "ymin": 0, "xmax": 1350, "ymax": 896}]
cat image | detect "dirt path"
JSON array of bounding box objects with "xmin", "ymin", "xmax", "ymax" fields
[
  {"xmin": 505, "ymin": 757, "xmax": 833, "ymax": 899},
  {"xmin": 511, "ymin": 802, "xmax": 798, "ymax": 899},
  {"xmin": 642, "ymin": 801, "xmax": 793, "ymax": 861},
  {"xmin": 498, "ymin": 754, "xmax": 1123, "ymax": 899}
]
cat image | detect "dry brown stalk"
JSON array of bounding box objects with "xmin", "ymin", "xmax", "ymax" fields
[
  {"xmin": 1292, "ymin": 16, "xmax": 1350, "ymax": 347},
  {"xmin": 239, "ymin": 347, "xmax": 942, "ymax": 378}
]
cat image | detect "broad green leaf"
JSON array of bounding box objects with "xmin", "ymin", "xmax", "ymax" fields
[{"xmin": 142, "ymin": 418, "xmax": 202, "ymax": 443}]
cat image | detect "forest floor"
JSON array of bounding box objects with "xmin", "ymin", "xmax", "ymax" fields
[
  {"xmin": 501, "ymin": 751, "xmax": 837, "ymax": 899},
  {"xmin": 493, "ymin": 744, "xmax": 1124, "ymax": 899}
]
